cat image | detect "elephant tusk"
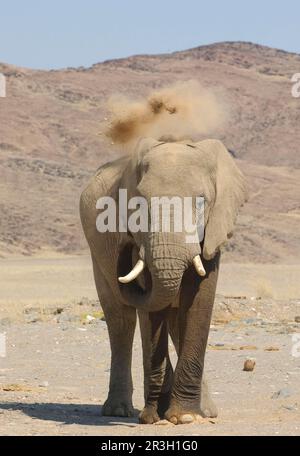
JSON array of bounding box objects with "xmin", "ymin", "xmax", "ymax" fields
[
  {"xmin": 118, "ymin": 259, "xmax": 145, "ymax": 284},
  {"xmin": 193, "ymin": 255, "xmax": 206, "ymax": 277}
]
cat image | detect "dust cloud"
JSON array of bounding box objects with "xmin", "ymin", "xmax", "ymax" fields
[{"xmin": 105, "ymin": 80, "xmax": 226, "ymax": 144}]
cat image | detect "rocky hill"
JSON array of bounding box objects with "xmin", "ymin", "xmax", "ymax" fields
[{"xmin": 0, "ymin": 41, "xmax": 299, "ymax": 262}]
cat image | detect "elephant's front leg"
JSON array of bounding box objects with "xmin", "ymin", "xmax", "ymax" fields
[
  {"xmin": 165, "ymin": 253, "xmax": 220, "ymax": 425},
  {"xmin": 101, "ymin": 305, "xmax": 136, "ymax": 417},
  {"xmin": 168, "ymin": 308, "xmax": 218, "ymax": 419},
  {"xmin": 139, "ymin": 308, "xmax": 174, "ymax": 424},
  {"xmin": 92, "ymin": 257, "xmax": 136, "ymax": 417}
]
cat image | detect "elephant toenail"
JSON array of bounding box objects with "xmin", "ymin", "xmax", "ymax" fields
[
  {"xmin": 180, "ymin": 414, "xmax": 194, "ymax": 423},
  {"xmin": 169, "ymin": 416, "xmax": 178, "ymax": 424}
]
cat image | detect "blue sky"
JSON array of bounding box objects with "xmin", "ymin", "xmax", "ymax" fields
[{"xmin": 1, "ymin": 0, "xmax": 300, "ymax": 69}]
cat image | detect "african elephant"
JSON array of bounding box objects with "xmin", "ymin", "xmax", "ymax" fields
[{"xmin": 80, "ymin": 137, "xmax": 247, "ymax": 424}]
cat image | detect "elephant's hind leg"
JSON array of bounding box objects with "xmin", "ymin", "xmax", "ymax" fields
[{"xmin": 92, "ymin": 256, "xmax": 136, "ymax": 417}]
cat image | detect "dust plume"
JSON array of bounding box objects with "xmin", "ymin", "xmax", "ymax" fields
[{"xmin": 105, "ymin": 80, "xmax": 226, "ymax": 144}]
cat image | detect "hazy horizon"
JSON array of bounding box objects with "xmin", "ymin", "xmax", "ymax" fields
[{"xmin": 2, "ymin": 39, "xmax": 300, "ymax": 72}]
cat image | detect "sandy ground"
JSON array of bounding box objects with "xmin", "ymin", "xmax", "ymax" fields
[
  {"xmin": 1, "ymin": 255, "xmax": 300, "ymax": 312},
  {"xmin": 0, "ymin": 255, "xmax": 300, "ymax": 435}
]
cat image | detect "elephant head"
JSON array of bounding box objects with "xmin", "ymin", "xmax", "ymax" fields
[{"xmin": 81, "ymin": 137, "xmax": 247, "ymax": 312}]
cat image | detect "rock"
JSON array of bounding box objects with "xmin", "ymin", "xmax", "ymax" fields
[
  {"xmin": 25, "ymin": 314, "xmax": 41, "ymax": 324},
  {"xmin": 80, "ymin": 311, "xmax": 104, "ymax": 324},
  {"xmin": 271, "ymin": 388, "xmax": 292, "ymax": 399},
  {"xmin": 0, "ymin": 317, "xmax": 11, "ymax": 327},
  {"xmin": 243, "ymin": 358, "xmax": 256, "ymax": 371},
  {"xmin": 281, "ymin": 404, "xmax": 298, "ymax": 411},
  {"xmin": 59, "ymin": 325, "xmax": 68, "ymax": 331},
  {"xmin": 295, "ymin": 316, "xmax": 300, "ymax": 323},
  {"xmin": 78, "ymin": 297, "xmax": 90, "ymax": 306},
  {"xmin": 239, "ymin": 345, "xmax": 258, "ymax": 350},
  {"xmin": 264, "ymin": 346, "xmax": 280, "ymax": 351},
  {"xmin": 243, "ymin": 318, "xmax": 261, "ymax": 325},
  {"xmin": 57, "ymin": 314, "xmax": 77, "ymax": 324},
  {"xmin": 24, "ymin": 307, "xmax": 40, "ymax": 315},
  {"xmin": 24, "ymin": 306, "xmax": 42, "ymax": 323},
  {"xmin": 54, "ymin": 307, "xmax": 64, "ymax": 315},
  {"xmin": 1, "ymin": 383, "xmax": 34, "ymax": 392},
  {"xmin": 208, "ymin": 343, "xmax": 231, "ymax": 350},
  {"xmin": 227, "ymin": 320, "xmax": 241, "ymax": 327},
  {"xmin": 38, "ymin": 381, "xmax": 49, "ymax": 388},
  {"xmin": 154, "ymin": 419, "xmax": 172, "ymax": 426},
  {"xmin": 42, "ymin": 306, "xmax": 64, "ymax": 316}
]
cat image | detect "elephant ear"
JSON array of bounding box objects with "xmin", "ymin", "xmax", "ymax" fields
[
  {"xmin": 196, "ymin": 140, "xmax": 248, "ymax": 260},
  {"xmin": 80, "ymin": 155, "xmax": 129, "ymax": 251}
]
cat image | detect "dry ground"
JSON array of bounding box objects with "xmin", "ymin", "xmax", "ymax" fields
[{"xmin": 0, "ymin": 255, "xmax": 300, "ymax": 435}]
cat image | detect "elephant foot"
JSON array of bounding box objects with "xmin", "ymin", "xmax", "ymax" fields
[
  {"xmin": 164, "ymin": 399, "xmax": 205, "ymax": 425},
  {"xmin": 102, "ymin": 394, "xmax": 134, "ymax": 417},
  {"xmin": 140, "ymin": 389, "xmax": 172, "ymax": 424},
  {"xmin": 139, "ymin": 405, "xmax": 160, "ymax": 424}
]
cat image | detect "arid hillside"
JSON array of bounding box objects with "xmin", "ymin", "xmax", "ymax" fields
[{"xmin": 0, "ymin": 41, "xmax": 299, "ymax": 262}]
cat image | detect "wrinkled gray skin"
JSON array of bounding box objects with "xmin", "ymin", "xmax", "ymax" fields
[{"xmin": 80, "ymin": 138, "xmax": 247, "ymax": 424}]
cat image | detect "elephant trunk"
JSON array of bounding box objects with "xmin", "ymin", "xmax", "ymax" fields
[
  {"xmin": 144, "ymin": 232, "xmax": 201, "ymax": 311},
  {"xmin": 118, "ymin": 233, "xmax": 202, "ymax": 311}
]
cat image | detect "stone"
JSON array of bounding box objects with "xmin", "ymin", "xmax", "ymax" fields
[
  {"xmin": 78, "ymin": 297, "xmax": 90, "ymax": 306},
  {"xmin": 0, "ymin": 318, "xmax": 11, "ymax": 327},
  {"xmin": 281, "ymin": 404, "xmax": 297, "ymax": 411},
  {"xmin": 25, "ymin": 314, "xmax": 41, "ymax": 324},
  {"xmin": 271, "ymin": 388, "xmax": 292, "ymax": 399},
  {"xmin": 243, "ymin": 358, "xmax": 256, "ymax": 371},
  {"xmin": 57, "ymin": 314, "xmax": 77, "ymax": 324}
]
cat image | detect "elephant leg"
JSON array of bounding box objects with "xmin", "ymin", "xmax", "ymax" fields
[
  {"xmin": 92, "ymin": 256, "xmax": 136, "ymax": 417},
  {"xmin": 168, "ymin": 308, "xmax": 217, "ymax": 418},
  {"xmin": 138, "ymin": 307, "xmax": 174, "ymax": 424},
  {"xmin": 165, "ymin": 252, "xmax": 220, "ymax": 425}
]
